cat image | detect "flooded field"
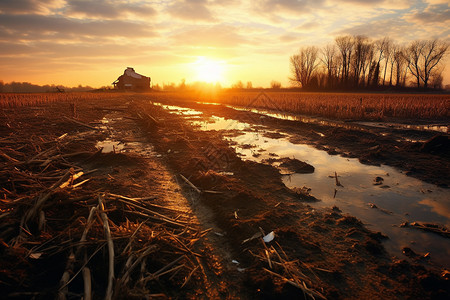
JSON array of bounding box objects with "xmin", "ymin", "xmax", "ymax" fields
[
  {"xmin": 162, "ymin": 101, "xmax": 450, "ymax": 268},
  {"xmin": 2, "ymin": 94, "xmax": 449, "ymax": 299}
]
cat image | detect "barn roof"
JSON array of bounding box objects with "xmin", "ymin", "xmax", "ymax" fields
[{"xmin": 124, "ymin": 67, "xmax": 143, "ymax": 79}]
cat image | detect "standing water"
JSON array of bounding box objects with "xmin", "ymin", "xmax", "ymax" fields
[{"xmin": 160, "ymin": 102, "xmax": 450, "ymax": 268}]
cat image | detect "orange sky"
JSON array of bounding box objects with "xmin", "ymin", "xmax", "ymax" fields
[{"xmin": 0, "ymin": 0, "xmax": 449, "ymax": 88}]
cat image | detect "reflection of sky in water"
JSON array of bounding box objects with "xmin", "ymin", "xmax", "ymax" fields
[
  {"xmin": 231, "ymin": 130, "xmax": 450, "ymax": 267},
  {"xmin": 96, "ymin": 139, "xmax": 124, "ymax": 153},
  {"xmin": 163, "ymin": 103, "xmax": 450, "ymax": 267},
  {"xmin": 152, "ymin": 102, "xmax": 203, "ymax": 116},
  {"xmin": 227, "ymin": 105, "xmax": 448, "ymax": 134},
  {"xmin": 192, "ymin": 116, "xmax": 251, "ymax": 131},
  {"xmin": 357, "ymin": 121, "xmax": 448, "ymax": 133}
]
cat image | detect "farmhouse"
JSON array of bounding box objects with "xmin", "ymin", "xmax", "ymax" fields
[{"xmin": 112, "ymin": 67, "xmax": 151, "ymax": 90}]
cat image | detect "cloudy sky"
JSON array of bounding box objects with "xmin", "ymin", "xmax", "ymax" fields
[{"xmin": 0, "ymin": 0, "xmax": 449, "ymax": 88}]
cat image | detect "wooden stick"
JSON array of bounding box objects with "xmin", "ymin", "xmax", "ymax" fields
[
  {"xmin": 122, "ymin": 218, "xmax": 149, "ymax": 255},
  {"xmin": 63, "ymin": 116, "xmax": 98, "ymax": 130},
  {"xmin": 335, "ymin": 171, "xmax": 343, "ymax": 187},
  {"xmin": 115, "ymin": 198, "xmax": 189, "ymax": 225},
  {"xmin": 263, "ymin": 268, "xmax": 326, "ymax": 299},
  {"xmin": 82, "ymin": 267, "xmax": 92, "ymax": 300},
  {"xmin": 98, "ymin": 194, "xmax": 114, "ymax": 300},
  {"xmin": 151, "ymin": 255, "xmax": 185, "ymax": 278},
  {"xmin": 123, "ymin": 210, "xmax": 194, "ymax": 229},
  {"xmin": 120, "ymin": 245, "xmax": 157, "ymax": 284},
  {"xmin": 181, "ymin": 265, "xmax": 199, "ymax": 288},
  {"xmin": 108, "ymin": 193, "xmax": 190, "ymax": 214},
  {"xmin": 179, "ymin": 174, "xmax": 201, "ymax": 194},
  {"xmin": 143, "ymin": 264, "xmax": 185, "ymax": 282}
]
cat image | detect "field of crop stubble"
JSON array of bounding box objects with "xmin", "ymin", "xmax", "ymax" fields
[
  {"xmin": 1, "ymin": 91, "xmax": 449, "ymax": 299},
  {"xmin": 2, "ymin": 91, "xmax": 449, "ymax": 123}
]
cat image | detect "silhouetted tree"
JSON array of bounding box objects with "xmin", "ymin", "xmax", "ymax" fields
[
  {"xmin": 393, "ymin": 46, "xmax": 407, "ymax": 87},
  {"xmin": 351, "ymin": 35, "xmax": 374, "ymax": 87},
  {"xmin": 290, "ymin": 46, "xmax": 319, "ymax": 88},
  {"xmin": 381, "ymin": 38, "xmax": 393, "ymax": 86},
  {"xmin": 231, "ymin": 80, "xmax": 244, "ymax": 89},
  {"xmin": 335, "ymin": 35, "xmax": 353, "ymax": 86},
  {"xmin": 321, "ymin": 44, "xmax": 338, "ymax": 88},
  {"xmin": 404, "ymin": 39, "xmax": 448, "ymax": 88},
  {"xmin": 430, "ymin": 70, "xmax": 444, "ymax": 89},
  {"xmin": 270, "ymin": 80, "xmax": 282, "ymax": 89}
]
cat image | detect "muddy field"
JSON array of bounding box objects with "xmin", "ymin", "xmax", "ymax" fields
[{"xmin": 1, "ymin": 93, "xmax": 449, "ymax": 299}]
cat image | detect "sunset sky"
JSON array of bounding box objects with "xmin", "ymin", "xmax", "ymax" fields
[{"xmin": 0, "ymin": 0, "xmax": 449, "ymax": 88}]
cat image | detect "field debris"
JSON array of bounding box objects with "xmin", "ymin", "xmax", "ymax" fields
[
  {"xmin": 251, "ymin": 241, "xmax": 326, "ymax": 300},
  {"xmin": 291, "ymin": 186, "xmax": 319, "ymax": 202},
  {"xmin": 0, "ymin": 99, "xmax": 207, "ymax": 298},
  {"xmin": 2, "ymin": 93, "xmax": 450, "ymax": 299},
  {"xmin": 334, "ymin": 171, "xmax": 344, "ymax": 187},
  {"xmin": 268, "ymin": 157, "xmax": 315, "ymax": 174},
  {"xmin": 368, "ymin": 203, "xmax": 393, "ymax": 215},
  {"xmin": 373, "ymin": 176, "xmax": 384, "ymax": 185},
  {"xmin": 400, "ymin": 221, "xmax": 450, "ymax": 238},
  {"xmin": 263, "ymin": 231, "xmax": 275, "ymax": 243}
]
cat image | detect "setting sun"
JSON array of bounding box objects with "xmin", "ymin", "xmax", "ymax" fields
[{"xmin": 192, "ymin": 57, "xmax": 225, "ymax": 83}]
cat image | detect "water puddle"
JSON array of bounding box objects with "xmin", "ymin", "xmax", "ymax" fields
[
  {"xmin": 96, "ymin": 139, "xmax": 124, "ymax": 153},
  {"xmin": 226, "ymin": 105, "xmax": 448, "ymax": 134},
  {"xmin": 192, "ymin": 116, "xmax": 252, "ymax": 131},
  {"xmin": 157, "ymin": 102, "xmax": 450, "ymax": 268},
  {"xmin": 356, "ymin": 121, "xmax": 448, "ymax": 133},
  {"xmin": 152, "ymin": 102, "xmax": 203, "ymax": 116},
  {"xmin": 97, "ymin": 115, "xmax": 157, "ymax": 158}
]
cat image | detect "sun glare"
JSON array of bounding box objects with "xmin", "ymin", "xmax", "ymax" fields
[{"xmin": 192, "ymin": 57, "xmax": 225, "ymax": 83}]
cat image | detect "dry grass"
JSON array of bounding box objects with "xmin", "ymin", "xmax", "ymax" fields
[
  {"xmin": 0, "ymin": 92, "xmax": 114, "ymax": 108},
  {"xmin": 3, "ymin": 91, "xmax": 448, "ymax": 121},
  {"xmin": 143, "ymin": 90, "xmax": 449, "ymax": 121},
  {"xmin": 216, "ymin": 91, "xmax": 450, "ymax": 121}
]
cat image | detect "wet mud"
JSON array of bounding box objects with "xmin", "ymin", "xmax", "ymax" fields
[{"xmin": 1, "ymin": 94, "xmax": 449, "ymax": 299}]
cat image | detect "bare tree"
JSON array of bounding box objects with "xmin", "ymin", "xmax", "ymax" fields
[
  {"xmin": 419, "ymin": 39, "xmax": 448, "ymax": 89},
  {"xmin": 429, "ymin": 69, "xmax": 444, "ymax": 89},
  {"xmin": 361, "ymin": 42, "xmax": 374, "ymax": 87},
  {"xmin": 372, "ymin": 37, "xmax": 390, "ymax": 86},
  {"xmin": 404, "ymin": 40, "xmax": 424, "ymax": 87},
  {"xmin": 381, "ymin": 38, "xmax": 393, "ymax": 85},
  {"xmin": 404, "ymin": 39, "xmax": 448, "ymax": 88},
  {"xmin": 351, "ymin": 35, "xmax": 373, "ymax": 87},
  {"xmin": 270, "ymin": 80, "xmax": 282, "ymax": 89},
  {"xmin": 335, "ymin": 35, "xmax": 353, "ymax": 85},
  {"xmin": 393, "ymin": 46, "xmax": 407, "ymax": 87},
  {"xmin": 321, "ymin": 43, "xmax": 338, "ymax": 88},
  {"xmin": 290, "ymin": 46, "xmax": 320, "ymax": 88},
  {"xmin": 231, "ymin": 80, "xmax": 244, "ymax": 89},
  {"xmin": 388, "ymin": 44, "xmax": 401, "ymax": 86}
]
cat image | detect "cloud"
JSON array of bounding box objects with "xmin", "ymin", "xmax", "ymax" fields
[
  {"xmin": 0, "ymin": 13, "xmax": 156, "ymax": 40},
  {"xmin": 279, "ymin": 34, "xmax": 299, "ymax": 43},
  {"xmin": 167, "ymin": 0, "xmax": 215, "ymax": 21},
  {"xmin": 407, "ymin": 4, "xmax": 450, "ymax": 24},
  {"xmin": 0, "ymin": 0, "xmax": 62, "ymax": 14},
  {"xmin": 334, "ymin": 18, "xmax": 413, "ymax": 40},
  {"xmin": 259, "ymin": 0, "xmax": 323, "ymax": 11},
  {"xmin": 65, "ymin": 0, "xmax": 157, "ymax": 19},
  {"xmin": 170, "ymin": 25, "xmax": 249, "ymax": 48},
  {"xmin": 337, "ymin": 0, "xmax": 413, "ymax": 9},
  {"xmin": 296, "ymin": 21, "xmax": 320, "ymax": 31}
]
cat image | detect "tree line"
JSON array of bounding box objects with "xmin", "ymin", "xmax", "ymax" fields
[
  {"xmin": 0, "ymin": 81, "xmax": 96, "ymax": 93},
  {"xmin": 290, "ymin": 36, "xmax": 448, "ymax": 90}
]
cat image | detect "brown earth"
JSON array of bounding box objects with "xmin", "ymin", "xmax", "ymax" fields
[{"xmin": 0, "ymin": 94, "xmax": 449, "ymax": 299}]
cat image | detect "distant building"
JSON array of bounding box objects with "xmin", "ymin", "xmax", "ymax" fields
[{"xmin": 113, "ymin": 67, "xmax": 151, "ymax": 90}]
